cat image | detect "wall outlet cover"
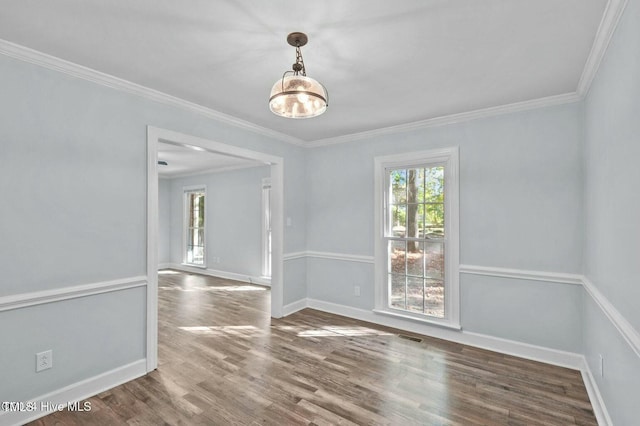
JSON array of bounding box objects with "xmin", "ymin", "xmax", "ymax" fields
[{"xmin": 36, "ymin": 350, "xmax": 53, "ymax": 372}]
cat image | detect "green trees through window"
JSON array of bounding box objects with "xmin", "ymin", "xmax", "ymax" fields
[
  {"xmin": 388, "ymin": 166, "xmax": 445, "ymax": 317},
  {"xmin": 186, "ymin": 190, "xmax": 205, "ymax": 265}
]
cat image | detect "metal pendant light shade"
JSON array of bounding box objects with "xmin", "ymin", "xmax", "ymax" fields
[
  {"xmin": 269, "ymin": 75, "xmax": 327, "ymax": 118},
  {"xmin": 269, "ymin": 32, "xmax": 328, "ymax": 119}
]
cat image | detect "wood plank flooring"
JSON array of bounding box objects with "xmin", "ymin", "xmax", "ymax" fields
[{"xmin": 30, "ymin": 270, "xmax": 597, "ymax": 425}]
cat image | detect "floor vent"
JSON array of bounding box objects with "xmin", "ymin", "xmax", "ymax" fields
[{"xmin": 398, "ymin": 334, "xmax": 423, "ymax": 343}]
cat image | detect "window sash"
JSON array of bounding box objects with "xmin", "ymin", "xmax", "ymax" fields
[
  {"xmin": 383, "ymin": 164, "xmax": 447, "ymax": 320},
  {"xmin": 374, "ymin": 147, "xmax": 459, "ymax": 329},
  {"xmin": 262, "ymin": 178, "xmax": 272, "ymax": 278},
  {"xmin": 184, "ymin": 188, "xmax": 206, "ymax": 266}
]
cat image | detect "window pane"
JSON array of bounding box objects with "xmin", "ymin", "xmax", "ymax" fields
[
  {"xmin": 406, "ymin": 203, "xmax": 420, "ymax": 239},
  {"xmin": 417, "ymin": 204, "xmax": 427, "ymax": 238},
  {"xmin": 192, "ymin": 245, "xmax": 204, "ymax": 265},
  {"xmin": 426, "ymin": 279, "xmax": 444, "ymax": 318},
  {"xmin": 197, "ymin": 195, "xmax": 205, "ymax": 226},
  {"xmin": 389, "ymin": 240, "xmax": 406, "ymax": 274},
  {"xmin": 407, "ymin": 277, "xmax": 424, "ymax": 313},
  {"xmin": 196, "ymin": 228, "xmax": 205, "ymax": 246},
  {"xmin": 405, "ymin": 168, "xmax": 421, "ymax": 240},
  {"xmin": 390, "ymin": 274, "xmax": 406, "ymax": 310},
  {"xmin": 391, "ymin": 205, "xmax": 406, "ymax": 236},
  {"xmin": 188, "ymin": 194, "xmax": 195, "ymax": 227},
  {"xmin": 425, "ymin": 167, "xmax": 444, "ymax": 203},
  {"xmin": 406, "ymin": 241, "xmax": 424, "ymax": 277},
  {"xmin": 425, "ymin": 242, "xmax": 444, "ymax": 280},
  {"xmin": 417, "ymin": 168, "xmax": 426, "ymax": 203},
  {"xmin": 426, "ymin": 203, "xmax": 444, "ymax": 226},
  {"xmin": 406, "ymin": 168, "xmax": 420, "ymax": 204},
  {"xmin": 390, "ymin": 169, "xmax": 407, "ymax": 204}
]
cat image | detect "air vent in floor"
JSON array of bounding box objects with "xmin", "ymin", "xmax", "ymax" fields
[{"xmin": 398, "ymin": 334, "xmax": 423, "ymax": 343}]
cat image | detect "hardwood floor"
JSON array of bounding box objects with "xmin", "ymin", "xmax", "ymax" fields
[{"xmin": 31, "ymin": 270, "xmax": 597, "ymax": 425}]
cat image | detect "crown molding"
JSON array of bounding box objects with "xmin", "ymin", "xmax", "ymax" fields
[
  {"xmin": 303, "ymin": 0, "xmax": 629, "ymax": 148},
  {"xmin": 305, "ymin": 92, "xmax": 582, "ymax": 148},
  {"xmin": 0, "ymin": 39, "xmax": 305, "ymax": 147},
  {"xmin": 0, "ymin": 0, "xmax": 629, "ymax": 150},
  {"xmin": 576, "ymin": 0, "xmax": 629, "ymax": 96}
]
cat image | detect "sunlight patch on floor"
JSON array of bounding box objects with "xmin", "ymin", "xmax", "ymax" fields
[
  {"xmin": 158, "ymin": 270, "xmax": 180, "ymax": 274},
  {"xmin": 178, "ymin": 325, "xmax": 265, "ymax": 337}
]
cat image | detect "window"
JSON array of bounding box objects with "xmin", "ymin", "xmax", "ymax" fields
[
  {"xmin": 374, "ymin": 148, "xmax": 459, "ymax": 328},
  {"xmin": 261, "ymin": 178, "xmax": 272, "ymax": 278},
  {"xmin": 184, "ymin": 187, "xmax": 206, "ymax": 266}
]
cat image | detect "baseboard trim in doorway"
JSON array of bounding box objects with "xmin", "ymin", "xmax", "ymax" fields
[
  {"xmin": 580, "ymin": 357, "xmax": 613, "ymax": 426},
  {"xmin": 0, "ymin": 359, "xmax": 147, "ymax": 426},
  {"xmin": 161, "ymin": 263, "xmax": 271, "ymax": 287},
  {"xmin": 282, "ymin": 298, "xmax": 308, "ymax": 316}
]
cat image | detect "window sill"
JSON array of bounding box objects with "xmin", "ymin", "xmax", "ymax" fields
[{"xmin": 372, "ymin": 309, "xmax": 461, "ymax": 331}]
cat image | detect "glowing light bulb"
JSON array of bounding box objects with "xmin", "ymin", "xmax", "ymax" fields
[{"xmin": 296, "ymin": 87, "xmax": 309, "ymax": 103}]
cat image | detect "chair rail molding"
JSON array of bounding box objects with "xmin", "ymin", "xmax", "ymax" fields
[
  {"xmin": 582, "ymin": 276, "xmax": 640, "ymax": 359},
  {"xmin": 459, "ymin": 264, "xmax": 584, "ymax": 285},
  {"xmin": 0, "ymin": 276, "xmax": 147, "ymax": 313}
]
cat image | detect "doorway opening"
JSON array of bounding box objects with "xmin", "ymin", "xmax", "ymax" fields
[{"xmin": 146, "ymin": 126, "xmax": 284, "ymax": 372}]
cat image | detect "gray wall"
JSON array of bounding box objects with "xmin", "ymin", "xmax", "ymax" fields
[
  {"xmin": 306, "ymin": 103, "xmax": 585, "ymax": 352},
  {"xmin": 165, "ymin": 166, "xmax": 270, "ymax": 279},
  {"xmin": 583, "ymin": 0, "xmax": 640, "ymax": 422},
  {"xmin": 0, "ymin": 52, "xmax": 307, "ymax": 402},
  {"xmin": 158, "ymin": 178, "xmax": 171, "ymax": 265}
]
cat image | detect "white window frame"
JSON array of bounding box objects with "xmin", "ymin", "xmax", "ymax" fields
[
  {"xmin": 261, "ymin": 177, "xmax": 272, "ymax": 279},
  {"xmin": 183, "ymin": 185, "xmax": 207, "ymax": 268},
  {"xmin": 373, "ymin": 147, "xmax": 460, "ymax": 329}
]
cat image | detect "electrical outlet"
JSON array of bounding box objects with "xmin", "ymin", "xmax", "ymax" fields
[
  {"xmin": 36, "ymin": 350, "xmax": 53, "ymax": 372},
  {"xmin": 354, "ymin": 285, "xmax": 361, "ymax": 297},
  {"xmin": 599, "ymin": 354, "xmax": 604, "ymax": 377}
]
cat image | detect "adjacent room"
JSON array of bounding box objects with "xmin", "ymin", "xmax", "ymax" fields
[{"xmin": 0, "ymin": 1, "xmax": 638, "ymax": 425}]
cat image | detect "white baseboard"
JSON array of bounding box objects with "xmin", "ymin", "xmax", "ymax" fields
[
  {"xmin": 282, "ymin": 298, "xmax": 308, "ymax": 316},
  {"xmin": 163, "ymin": 263, "xmax": 271, "ymax": 287},
  {"xmin": 580, "ymin": 357, "xmax": 613, "ymax": 426},
  {"xmin": 0, "ymin": 359, "xmax": 146, "ymax": 426},
  {"xmin": 158, "ymin": 262, "xmax": 172, "ymax": 270},
  {"xmin": 303, "ymin": 298, "xmax": 583, "ymax": 370}
]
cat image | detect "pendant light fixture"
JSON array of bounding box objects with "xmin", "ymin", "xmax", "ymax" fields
[{"xmin": 269, "ymin": 32, "xmax": 328, "ymax": 119}]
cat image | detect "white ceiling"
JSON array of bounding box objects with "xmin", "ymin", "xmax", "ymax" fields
[
  {"xmin": 0, "ymin": 0, "xmax": 608, "ymax": 143},
  {"xmin": 157, "ymin": 141, "xmax": 264, "ymax": 177}
]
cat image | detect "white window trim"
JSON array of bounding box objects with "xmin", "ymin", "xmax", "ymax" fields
[
  {"xmin": 373, "ymin": 147, "xmax": 460, "ymax": 329},
  {"xmin": 261, "ymin": 177, "xmax": 272, "ymax": 279},
  {"xmin": 183, "ymin": 184, "xmax": 207, "ymax": 268}
]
